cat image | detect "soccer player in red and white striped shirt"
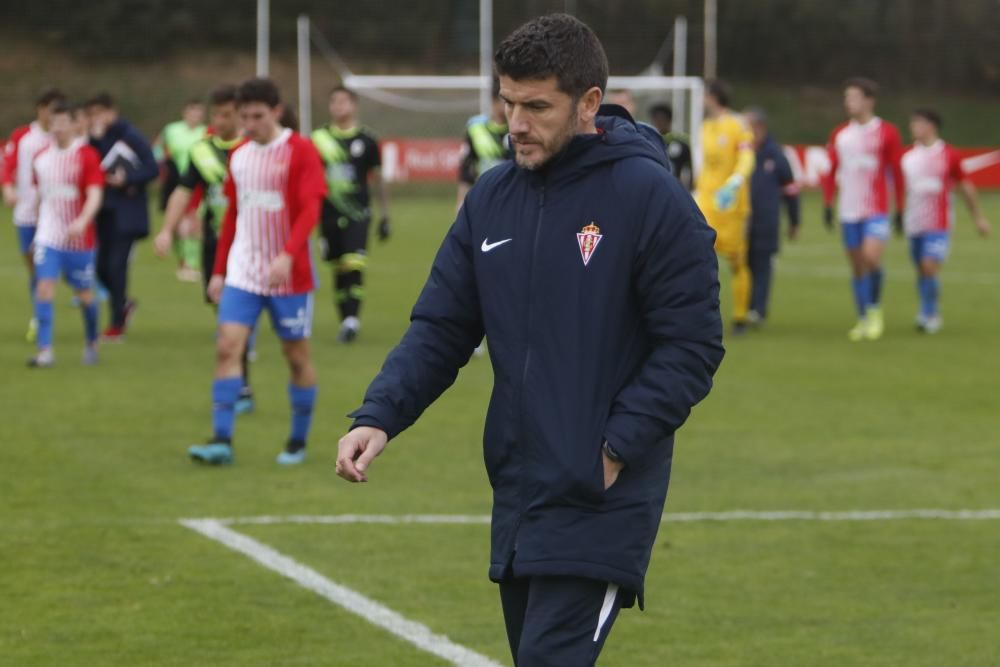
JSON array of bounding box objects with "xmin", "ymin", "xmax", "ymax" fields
[
  {"xmin": 188, "ymin": 78, "xmax": 327, "ymax": 466},
  {"xmin": 901, "ymin": 109, "xmax": 990, "ymax": 334},
  {"xmin": 28, "ymin": 103, "xmax": 105, "ymax": 368},
  {"xmin": 823, "ymin": 77, "xmax": 904, "ymax": 341},
  {"xmin": 3, "ymin": 88, "xmax": 65, "ymax": 341}
]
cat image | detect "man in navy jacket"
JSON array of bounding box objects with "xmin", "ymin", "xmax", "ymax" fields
[
  {"xmin": 745, "ymin": 107, "xmax": 800, "ymax": 324},
  {"xmin": 85, "ymin": 92, "xmax": 158, "ymax": 340},
  {"xmin": 337, "ymin": 14, "xmax": 724, "ymax": 665}
]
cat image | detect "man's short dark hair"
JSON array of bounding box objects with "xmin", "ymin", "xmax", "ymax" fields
[
  {"xmin": 36, "ymin": 88, "xmax": 66, "ymax": 108},
  {"xmin": 236, "ymin": 78, "xmax": 281, "ymax": 108},
  {"xmin": 912, "ymin": 108, "xmax": 943, "ymax": 130},
  {"xmin": 85, "ymin": 92, "xmax": 115, "ymax": 110},
  {"xmin": 844, "ymin": 76, "xmax": 879, "ymax": 98},
  {"xmin": 209, "ymin": 84, "xmax": 238, "ymax": 107},
  {"xmin": 649, "ymin": 103, "xmax": 673, "ymax": 122},
  {"xmin": 706, "ymin": 80, "xmax": 732, "ymax": 108},
  {"xmin": 494, "ymin": 13, "xmax": 609, "ymax": 100},
  {"xmin": 50, "ymin": 101, "xmax": 72, "ymax": 117},
  {"xmin": 329, "ymin": 85, "xmax": 357, "ymax": 101},
  {"xmin": 184, "ymin": 98, "xmax": 204, "ymax": 108}
]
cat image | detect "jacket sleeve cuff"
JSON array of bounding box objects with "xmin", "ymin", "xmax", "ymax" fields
[
  {"xmin": 347, "ymin": 403, "xmax": 398, "ymax": 440},
  {"xmin": 604, "ymin": 419, "xmax": 664, "ymax": 468}
]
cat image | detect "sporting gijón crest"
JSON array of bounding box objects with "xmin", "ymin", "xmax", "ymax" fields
[{"xmin": 576, "ymin": 222, "xmax": 603, "ymax": 266}]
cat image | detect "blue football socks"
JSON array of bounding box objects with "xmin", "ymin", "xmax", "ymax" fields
[
  {"xmin": 211, "ymin": 377, "xmax": 243, "ymax": 441},
  {"xmin": 288, "ymin": 384, "xmax": 317, "ymax": 444}
]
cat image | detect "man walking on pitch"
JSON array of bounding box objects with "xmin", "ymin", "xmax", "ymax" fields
[
  {"xmin": 695, "ymin": 80, "xmax": 756, "ymax": 335},
  {"xmin": 27, "ymin": 103, "xmax": 104, "ymax": 367},
  {"xmin": 901, "ymin": 109, "xmax": 990, "ymax": 334},
  {"xmin": 85, "ymin": 92, "xmax": 158, "ymax": 341},
  {"xmin": 745, "ymin": 107, "xmax": 800, "ymax": 325},
  {"xmin": 188, "ymin": 78, "xmax": 326, "ymax": 466},
  {"xmin": 3, "ymin": 88, "xmax": 65, "ymax": 342},
  {"xmin": 311, "ymin": 86, "xmax": 391, "ymax": 343},
  {"xmin": 456, "ymin": 81, "xmax": 510, "ymax": 211},
  {"xmin": 823, "ymin": 77, "xmax": 904, "ymax": 341},
  {"xmin": 154, "ymin": 85, "xmax": 254, "ymax": 413},
  {"xmin": 153, "ymin": 99, "xmax": 207, "ymax": 281},
  {"xmin": 336, "ymin": 14, "xmax": 723, "ymax": 665},
  {"xmin": 649, "ymin": 103, "xmax": 693, "ymax": 190}
]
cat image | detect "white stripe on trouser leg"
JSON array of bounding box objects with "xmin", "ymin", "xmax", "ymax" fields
[{"xmin": 593, "ymin": 583, "xmax": 619, "ymax": 642}]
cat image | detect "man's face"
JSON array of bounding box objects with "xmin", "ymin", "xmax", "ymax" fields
[
  {"xmin": 37, "ymin": 102, "xmax": 56, "ymax": 128},
  {"xmin": 211, "ymin": 102, "xmax": 239, "ymax": 139},
  {"xmin": 239, "ymin": 101, "xmax": 282, "ymax": 144},
  {"xmin": 749, "ymin": 119, "xmax": 767, "ymax": 146},
  {"xmin": 72, "ymin": 110, "xmax": 88, "ymax": 137},
  {"xmin": 329, "ymin": 92, "xmax": 356, "ymax": 125},
  {"xmin": 650, "ymin": 112, "xmax": 671, "ymax": 135},
  {"xmin": 49, "ymin": 112, "xmax": 73, "ymax": 146},
  {"xmin": 183, "ymin": 103, "xmax": 205, "ymax": 127},
  {"xmin": 500, "ymin": 75, "xmax": 579, "ymax": 171},
  {"xmin": 844, "ymin": 86, "xmax": 874, "ymax": 119},
  {"xmin": 86, "ymin": 105, "xmax": 115, "ymax": 138},
  {"xmin": 909, "ymin": 116, "xmax": 936, "ymax": 144},
  {"xmin": 607, "ymin": 90, "xmax": 635, "ymax": 117}
]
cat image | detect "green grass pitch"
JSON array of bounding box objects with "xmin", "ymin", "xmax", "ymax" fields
[{"xmin": 2, "ymin": 187, "xmax": 999, "ymax": 666}]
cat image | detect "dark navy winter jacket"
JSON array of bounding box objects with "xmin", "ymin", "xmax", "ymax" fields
[
  {"xmin": 90, "ymin": 117, "xmax": 158, "ymax": 239},
  {"xmin": 749, "ymin": 134, "xmax": 800, "ymax": 254},
  {"xmin": 350, "ymin": 110, "xmax": 724, "ymax": 605}
]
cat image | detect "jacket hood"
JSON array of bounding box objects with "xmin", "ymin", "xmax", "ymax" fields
[{"xmin": 529, "ymin": 104, "xmax": 668, "ymax": 184}]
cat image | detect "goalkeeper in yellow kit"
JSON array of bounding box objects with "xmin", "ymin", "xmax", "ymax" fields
[{"xmin": 695, "ymin": 80, "xmax": 755, "ymax": 334}]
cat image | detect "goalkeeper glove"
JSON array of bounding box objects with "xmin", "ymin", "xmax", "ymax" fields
[
  {"xmin": 377, "ymin": 216, "xmax": 391, "ymax": 242},
  {"xmin": 892, "ymin": 212, "xmax": 904, "ymax": 237},
  {"xmin": 823, "ymin": 206, "xmax": 834, "ymax": 232},
  {"xmin": 714, "ymin": 175, "xmax": 743, "ymax": 212}
]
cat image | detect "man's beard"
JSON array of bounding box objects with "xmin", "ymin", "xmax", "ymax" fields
[{"xmin": 513, "ymin": 111, "xmax": 578, "ymax": 171}]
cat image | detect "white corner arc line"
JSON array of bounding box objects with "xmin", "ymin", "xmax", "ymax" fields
[
  {"xmin": 187, "ymin": 509, "xmax": 1000, "ymax": 527},
  {"xmin": 179, "ymin": 519, "xmax": 503, "ymax": 667}
]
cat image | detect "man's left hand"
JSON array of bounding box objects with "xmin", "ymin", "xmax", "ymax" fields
[
  {"xmin": 106, "ymin": 167, "xmax": 127, "ymax": 188},
  {"xmin": 602, "ymin": 446, "xmax": 624, "ymax": 490},
  {"xmin": 267, "ymin": 252, "xmax": 292, "ymax": 287}
]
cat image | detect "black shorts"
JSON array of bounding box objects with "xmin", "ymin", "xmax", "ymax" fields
[{"xmin": 319, "ymin": 200, "xmax": 369, "ymax": 264}]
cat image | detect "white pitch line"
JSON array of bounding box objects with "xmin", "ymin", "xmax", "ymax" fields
[
  {"xmin": 179, "ymin": 519, "xmax": 502, "ymax": 667},
  {"xmin": 188, "ymin": 509, "xmax": 1000, "ymax": 527}
]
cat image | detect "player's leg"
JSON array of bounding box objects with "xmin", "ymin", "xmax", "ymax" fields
[
  {"xmin": 65, "ymin": 249, "xmax": 99, "ymax": 365},
  {"xmin": 859, "ymin": 216, "xmax": 890, "ymax": 340},
  {"xmin": 915, "ymin": 232, "xmax": 948, "ymax": 333},
  {"xmin": 335, "ymin": 216, "xmax": 370, "ymax": 343},
  {"xmin": 514, "ymin": 575, "xmax": 625, "ymax": 667},
  {"xmin": 17, "ymin": 225, "xmax": 39, "ymax": 342},
  {"xmin": 188, "ymin": 286, "xmax": 260, "ymax": 464},
  {"xmin": 711, "ymin": 215, "xmax": 751, "ymax": 334},
  {"xmin": 28, "ymin": 245, "xmax": 59, "ymax": 368},
  {"xmin": 747, "ymin": 247, "xmax": 772, "ymax": 325},
  {"xmin": 269, "ymin": 293, "xmax": 317, "ymax": 465},
  {"xmin": 498, "ymin": 577, "xmax": 531, "ymax": 661},
  {"xmin": 842, "ymin": 222, "xmax": 871, "ymax": 341}
]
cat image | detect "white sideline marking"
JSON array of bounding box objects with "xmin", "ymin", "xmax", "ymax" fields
[
  {"xmin": 179, "ymin": 519, "xmax": 502, "ymax": 667},
  {"xmin": 189, "ymin": 509, "xmax": 1000, "ymax": 527}
]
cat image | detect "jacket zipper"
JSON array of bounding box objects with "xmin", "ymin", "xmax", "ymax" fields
[{"xmin": 513, "ymin": 186, "xmax": 545, "ymax": 552}]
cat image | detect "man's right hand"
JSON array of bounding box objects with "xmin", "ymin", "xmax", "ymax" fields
[
  {"xmin": 336, "ymin": 427, "xmax": 388, "ymax": 483},
  {"xmin": 206, "ymin": 275, "xmax": 225, "ymax": 304},
  {"xmin": 823, "ymin": 206, "xmax": 834, "ymax": 232},
  {"xmin": 153, "ymin": 230, "xmax": 172, "ymax": 257},
  {"xmin": 2, "ymin": 184, "xmax": 16, "ymax": 208}
]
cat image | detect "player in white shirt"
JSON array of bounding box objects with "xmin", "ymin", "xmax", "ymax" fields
[
  {"xmin": 901, "ymin": 109, "xmax": 990, "ymax": 334},
  {"xmin": 3, "ymin": 88, "xmax": 65, "ymax": 341}
]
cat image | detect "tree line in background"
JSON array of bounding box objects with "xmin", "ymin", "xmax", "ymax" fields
[{"xmin": 4, "ymin": 0, "xmax": 999, "ymax": 92}]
